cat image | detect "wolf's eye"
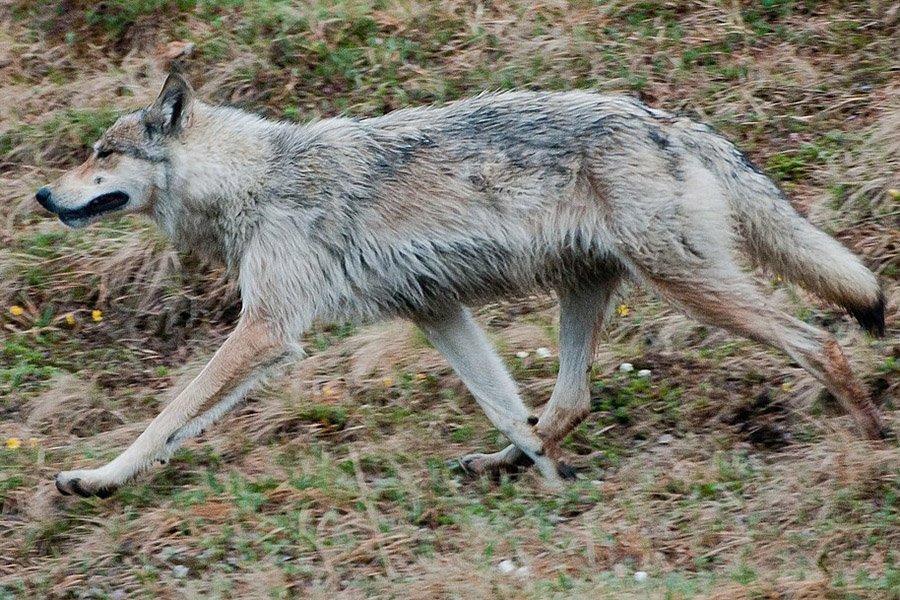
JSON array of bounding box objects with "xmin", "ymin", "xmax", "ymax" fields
[{"xmin": 96, "ymin": 148, "xmax": 113, "ymax": 159}]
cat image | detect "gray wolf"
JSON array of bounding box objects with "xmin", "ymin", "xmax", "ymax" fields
[{"xmin": 36, "ymin": 74, "xmax": 887, "ymax": 498}]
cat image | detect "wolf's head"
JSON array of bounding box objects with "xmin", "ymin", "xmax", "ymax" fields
[{"xmin": 35, "ymin": 73, "xmax": 194, "ymax": 228}]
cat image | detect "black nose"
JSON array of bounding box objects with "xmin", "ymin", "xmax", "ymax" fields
[{"xmin": 35, "ymin": 186, "xmax": 53, "ymax": 209}]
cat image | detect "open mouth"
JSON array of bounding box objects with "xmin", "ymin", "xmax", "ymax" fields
[{"xmin": 57, "ymin": 191, "xmax": 130, "ymax": 224}]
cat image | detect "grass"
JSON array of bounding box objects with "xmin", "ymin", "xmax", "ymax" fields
[{"xmin": 0, "ymin": 0, "xmax": 898, "ymax": 598}]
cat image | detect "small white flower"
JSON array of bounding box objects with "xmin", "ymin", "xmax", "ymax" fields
[
  {"xmin": 535, "ymin": 347, "xmax": 552, "ymax": 359},
  {"xmin": 515, "ymin": 351, "xmax": 529, "ymax": 359},
  {"xmin": 547, "ymin": 515, "xmax": 568, "ymax": 524},
  {"xmin": 637, "ymin": 369, "xmax": 651, "ymax": 378},
  {"xmin": 173, "ymin": 565, "xmax": 189, "ymax": 578},
  {"xmin": 619, "ymin": 362, "xmax": 634, "ymax": 372},
  {"xmin": 515, "ymin": 566, "xmax": 530, "ymax": 578},
  {"xmin": 498, "ymin": 559, "xmax": 516, "ymax": 574},
  {"xmin": 634, "ymin": 571, "xmax": 648, "ymax": 583}
]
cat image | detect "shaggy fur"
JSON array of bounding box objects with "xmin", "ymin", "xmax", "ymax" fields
[{"xmin": 38, "ymin": 74, "xmax": 886, "ymax": 497}]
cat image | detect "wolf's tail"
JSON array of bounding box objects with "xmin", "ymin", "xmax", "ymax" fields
[{"xmin": 710, "ymin": 137, "xmax": 885, "ymax": 336}]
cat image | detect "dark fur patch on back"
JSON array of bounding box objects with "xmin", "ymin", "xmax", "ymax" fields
[{"xmin": 848, "ymin": 290, "xmax": 885, "ymax": 337}]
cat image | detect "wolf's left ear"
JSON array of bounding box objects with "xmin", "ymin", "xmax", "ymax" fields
[{"xmin": 148, "ymin": 72, "xmax": 194, "ymax": 136}]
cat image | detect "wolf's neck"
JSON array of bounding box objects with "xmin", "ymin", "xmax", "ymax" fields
[{"xmin": 153, "ymin": 104, "xmax": 278, "ymax": 269}]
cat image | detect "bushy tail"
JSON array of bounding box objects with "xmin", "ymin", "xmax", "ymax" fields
[{"xmin": 716, "ymin": 145, "xmax": 885, "ymax": 335}]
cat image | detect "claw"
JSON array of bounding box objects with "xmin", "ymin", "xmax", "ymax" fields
[
  {"xmin": 95, "ymin": 485, "xmax": 115, "ymax": 499},
  {"xmin": 70, "ymin": 478, "xmax": 90, "ymax": 498},
  {"xmin": 457, "ymin": 456, "xmax": 476, "ymax": 476}
]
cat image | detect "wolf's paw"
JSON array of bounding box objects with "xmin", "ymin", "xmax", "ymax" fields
[
  {"xmin": 458, "ymin": 453, "xmax": 496, "ymax": 476},
  {"xmin": 875, "ymin": 425, "xmax": 895, "ymax": 442},
  {"xmin": 55, "ymin": 470, "xmax": 117, "ymax": 499},
  {"xmin": 556, "ymin": 461, "xmax": 577, "ymax": 480},
  {"xmin": 458, "ymin": 446, "xmax": 533, "ymax": 477}
]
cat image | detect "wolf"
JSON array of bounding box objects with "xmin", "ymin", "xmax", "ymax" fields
[{"xmin": 37, "ymin": 73, "xmax": 887, "ymax": 497}]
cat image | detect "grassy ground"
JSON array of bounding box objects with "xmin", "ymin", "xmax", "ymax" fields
[{"xmin": 1, "ymin": 1, "xmax": 898, "ymax": 598}]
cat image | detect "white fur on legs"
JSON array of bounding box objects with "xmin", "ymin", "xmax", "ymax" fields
[
  {"xmin": 414, "ymin": 305, "xmax": 565, "ymax": 487},
  {"xmin": 461, "ymin": 279, "xmax": 619, "ymax": 474},
  {"xmin": 54, "ymin": 318, "xmax": 289, "ymax": 498}
]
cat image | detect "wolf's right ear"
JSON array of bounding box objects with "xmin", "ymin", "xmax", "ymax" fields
[{"xmin": 146, "ymin": 73, "xmax": 194, "ymax": 137}]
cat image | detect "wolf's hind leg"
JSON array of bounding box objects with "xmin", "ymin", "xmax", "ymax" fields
[
  {"xmin": 608, "ymin": 156, "xmax": 886, "ymax": 438},
  {"xmin": 643, "ymin": 271, "xmax": 886, "ymax": 439},
  {"xmin": 414, "ymin": 305, "xmax": 567, "ymax": 487},
  {"xmin": 461, "ymin": 278, "xmax": 620, "ymax": 475}
]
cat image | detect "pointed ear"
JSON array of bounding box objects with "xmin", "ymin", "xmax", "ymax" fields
[{"xmin": 148, "ymin": 73, "xmax": 194, "ymax": 136}]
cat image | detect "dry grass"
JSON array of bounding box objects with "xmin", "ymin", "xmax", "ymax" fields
[{"xmin": 1, "ymin": 1, "xmax": 898, "ymax": 598}]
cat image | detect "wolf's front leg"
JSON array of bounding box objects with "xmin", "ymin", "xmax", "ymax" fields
[
  {"xmin": 55, "ymin": 317, "xmax": 290, "ymax": 498},
  {"xmin": 414, "ymin": 305, "xmax": 569, "ymax": 488}
]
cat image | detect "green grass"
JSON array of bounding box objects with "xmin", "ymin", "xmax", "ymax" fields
[
  {"xmin": 2, "ymin": 107, "xmax": 120, "ymax": 167},
  {"xmin": 1, "ymin": 334, "xmax": 62, "ymax": 393}
]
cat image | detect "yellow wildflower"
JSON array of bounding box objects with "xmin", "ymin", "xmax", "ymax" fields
[
  {"xmin": 774, "ymin": 274, "xmax": 783, "ymax": 282},
  {"xmin": 617, "ymin": 304, "xmax": 630, "ymax": 317},
  {"xmin": 415, "ymin": 373, "xmax": 427, "ymax": 382},
  {"xmin": 9, "ymin": 305, "xmax": 24, "ymax": 316},
  {"xmin": 5, "ymin": 437, "xmax": 21, "ymax": 450},
  {"xmin": 92, "ymin": 309, "xmax": 103, "ymax": 322},
  {"xmin": 888, "ymin": 189, "xmax": 900, "ymax": 200},
  {"xmin": 29, "ymin": 437, "xmax": 39, "ymax": 448},
  {"xmin": 323, "ymin": 386, "xmax": 334, "ymax": 397},
  {"xmin": 65, "ymin": 313, "xmax": 76, "ymax": 326},
  {"xmin": 382, "ymin": 377, "xmax": 394, "ymax": 388},
  {"xmin": 781, "ymin": 382, "xmax": 792, "ymax": 392}
]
